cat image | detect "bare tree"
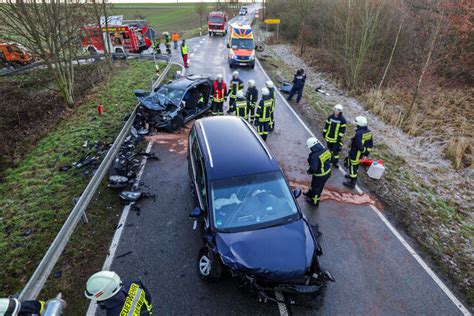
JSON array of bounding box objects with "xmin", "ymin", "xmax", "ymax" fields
[
  {"xmin": 0, "ymin": 0, "xmax": 89, "ymax": 107},
  {"xmin": 195, "ymin": 1, "xmax": 207, "ymax": 36}
]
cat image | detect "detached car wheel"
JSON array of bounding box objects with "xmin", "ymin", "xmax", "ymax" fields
[
  {"xmin": 166, "ymin": 114, "xmax": 184, "ymax": 132},
  {"xmin": 197, "ymin": 246, "xmax": 222, "ymax": 281}
]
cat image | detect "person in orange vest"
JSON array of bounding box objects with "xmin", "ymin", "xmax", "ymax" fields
[
  {"xmin": 211, "ymin": 74, "xmax": 227, "ymax": 116},
  {"xmin": 171, "ymin": 32, "xmax": 180, "ymax": 49}
]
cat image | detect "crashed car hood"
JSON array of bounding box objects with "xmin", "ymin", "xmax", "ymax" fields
[
  {"xmin": 138, "ymin": 95, "xmax": 167, "ymax": 111},
  {"xmin": 215, "ymin": 219, "xmax": 315, "ymax": 281}
]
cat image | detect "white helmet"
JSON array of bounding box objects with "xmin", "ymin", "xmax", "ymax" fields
[
  {"xmin": 248, "ymin": 79, "xmax": 256, "ymax": 87},
  {"xmin": 355, "ymin": 116, "xmax": 368, "ymax": 127},
  {"xmin": 162, "ymin": 32, "xmax": 169, "ymax": 36},
  {"xmin": 261, "ymin": 87, "xmax": 270, "ymax": 96},
  {"xmin": 85, "ymin": 271, "xmax": 122, "ymax": 301},
  {"xmin": 333, "ymin": 104, "xmax": 343, "ymax": 113},
  {"xmin": 236, "ymin": 90, "xmax": 245, "ymax": 98},
  {"xmin": 266, "ymin": 80, "xmax": 274, "ymax": 88},
  {"xmin": 0, "ymin": 298, "xmax": 20, "ymax": 316},
  {"xmin": 232, "ymin": 71, "xmax": 239, "ymax": 77},
  {"xmin": 306, "ymin": 137, "xmax": 319, "ymax": 149},
  {"xmin": 216, "ymin": 74, "xmax": 223, "ymax": 81}
]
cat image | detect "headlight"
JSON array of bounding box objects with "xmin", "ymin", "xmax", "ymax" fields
[{"xmin": 249, "ymin": 55, "xmax": 255, "ymax": 60}]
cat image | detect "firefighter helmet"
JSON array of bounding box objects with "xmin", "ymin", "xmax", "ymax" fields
[
  {"xmin": 236, "ymin": 90, "xmax": 245, "ymax": 98},
  {"xmin": 262, "ymin": 87, "xmax": 270, "ymax": 96},
  {"xmin": 355, "ymin": 116, "xmax": 368, "ymax": 127},
  {"xmin": 248, "ymin": 79, "xmax": 256, "ymax": 87},
  {"xmin": 306, "ymin": 137, "xmax": 320, "ymax": 149},
  {"xmin": 216, "ymin": 74, "xmax": 223, "ymax": 81},
  {"xmin": 85, "ymin": 271, "xmax": 122, "ymax": 302},
  {"xmin": 333, "ymin": 104, "xmax": 343, "ymax": 113},
  {"xmin": 0, "ymin": 298, "xmax": 21, "ymax": 316},
  {"xmin": 232, "ymin": 71, "xmax": 239, "ymax": 77},
  {"xmin": 266, "ymin": 80, "xmax": 274, "ymax": 89}
]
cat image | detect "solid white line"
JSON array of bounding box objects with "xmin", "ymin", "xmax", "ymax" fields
[
  {"xmin": 255, "ymin": 57, "xmax": 471, "ymax": 316},
  {"xmin": 274, "ymin": 290, "xmax": 289, "ymax": 316},
  {"xmin": 86, "ymin": 141, "xmax": 153, "ymax": 316}
]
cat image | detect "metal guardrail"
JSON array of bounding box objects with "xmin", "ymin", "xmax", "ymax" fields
[
  {"xmin": 0, "ymin": 52, "xmax": 170, "ymax": 77},
  {"xmin": 19, "ymin": 61, "xmax": 174, "ymax": 301}
]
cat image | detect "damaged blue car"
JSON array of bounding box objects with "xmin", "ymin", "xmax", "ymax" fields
[{"xmin": 187, "ymin": 116, "xmax": 334, "ymax": 303}]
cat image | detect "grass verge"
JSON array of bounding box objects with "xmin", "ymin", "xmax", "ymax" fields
[
  {"xmin": 0, "ymin": 60, "xmax": 161, "ymax": 301},
  {"xmin": 258, "ymin": 51, "xmax": 473, "ymax": 306}
]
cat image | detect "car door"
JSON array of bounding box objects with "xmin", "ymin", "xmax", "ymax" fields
[{"xmin": 189, "ymin": 128, "xmax": 210, "ymax": 229}]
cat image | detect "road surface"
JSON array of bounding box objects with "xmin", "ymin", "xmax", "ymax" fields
[{"xmin": 92, "ymin": 7, "xmax": 470, "ymax": 316}]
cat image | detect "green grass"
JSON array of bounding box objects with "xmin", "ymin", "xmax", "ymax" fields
[
  {"xmin": 112, "ymin": 4, "xmax": 213, "ymax": 39},
  {"xmin": 0, "ymin": 60, "xmax": 161, "ymax": 297}
]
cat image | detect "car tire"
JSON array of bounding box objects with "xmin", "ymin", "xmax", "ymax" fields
[
  {"xmin": 197, "ymin": 246, "xmax": 222, "ymax": 281},
  {"xmin": 208, "ymin": 31, "xmax": 211, "ymax": 36},
  {"xmin": 166, "ymin": 114, "xmax": 184, "ymax": 132},
  {"xmin": 250, "ymin": 62, "xmax": 255, "ymax": 69}
]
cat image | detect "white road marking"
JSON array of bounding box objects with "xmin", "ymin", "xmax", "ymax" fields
[
  {"xmin": 255, "ymin": 57, "xmax": 471, "ymax": 316},
  {"xmin": 274, "ymin": 290, "xmax": 289, "ymax": 316},
  {"xmin": 86, "ymin": 141, "xmax": 153, "ymax": 316}
]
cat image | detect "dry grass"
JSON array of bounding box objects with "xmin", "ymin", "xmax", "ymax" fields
[{"xmin": 364, "ymin": 87, "xmax": 474, "ymax": 169}]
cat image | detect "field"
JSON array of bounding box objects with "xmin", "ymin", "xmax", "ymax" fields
[{"xmin": 112, "ymin": 3, "xmax": 220, "ymax": 39}]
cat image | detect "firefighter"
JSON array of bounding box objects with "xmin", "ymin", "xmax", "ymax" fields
[
  {"xmin": 211, "ymin": 74, "xmax": 227, "ymax": 116},
  {"xmin": 322, "ymin": 104, "xmax": 347, "ymax": 168},
  {"xmin": 0, "ymin": 298, "xmax": 45, "ymax": 315},
  {"xmin": 154, "ymin": 36, "xmax": 162, "ymax": 54},
  {"xmin": 255, "ymin": 87, "xmax": 273, "ymax": 141},
  {"xmin": 181, "ymin": 39, "xmax": 189, "ymax": 68},
  {"xmin": 246, "ymin": 79, "xmax": 258, "ymax": 121},
  {"xmin": 227, "ymin": 71, "xmax": 244, "ymax": 114},
  {"xmin": 235, "ymin": 90, "xmax": 248, "ymax": 120},
  {"xmin": 287, "ymin": 69, "xmax": 306, "ymax": 104},
  {"xmin": 303, "ymin": 137, "xmax": 332, "ymax": 207},
  {"xmin": 163, "ymin": 32, "xmax": 171, "ymax": 54},
  {"xmin": 343, "ymin": 116, "xmax": 373, "ymax": 188},
  {"xmin": 266, "ymin": 80, "xmax": 276, "ymax": 131},
  {"xmin": 85, "ymin": 271, "xmax": 152, "ymax": 316}
]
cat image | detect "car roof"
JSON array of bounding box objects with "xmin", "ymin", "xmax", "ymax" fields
[
  {"xmin": 195, "ymin": 117, "xmax": 280, "ymax": 180},
  {"xmin": 164, "ymin": 75, "xmax": 211, "ymax": 90}
]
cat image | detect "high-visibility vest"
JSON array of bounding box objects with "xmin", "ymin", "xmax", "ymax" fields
[
  {"xmin": 314, "ymin": 150, "xmax": 332, "ymax": 176},
  {"xmin": 323, "ymin": 114, "xmax": 347, "ymax": 143},
  {"xmin": 213, "ymin": 81, "xmax": 226, "ymax": 102},
  {"xmin": 181, "ymin": 44, "xmax": 188, "ymax": 55}
]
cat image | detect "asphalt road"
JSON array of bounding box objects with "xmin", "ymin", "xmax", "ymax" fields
[{"xmin": 94, "ymin": 7, "xmax": 469, "ymax": 316}]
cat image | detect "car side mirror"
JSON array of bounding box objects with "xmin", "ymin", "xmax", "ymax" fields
[
  {"xmin": 189, "ymin": 207, "xmax": 203, "ymax": 218},
  {"xmin": 293, "ymin": 188, "xmax": 302, "ymax": 199}
]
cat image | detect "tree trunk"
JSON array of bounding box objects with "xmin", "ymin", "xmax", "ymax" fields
[
  {"xmin": 406, "ymin": 11, "xmax": 442, "ymax": 119},
  {"xmin": 378, "ymin": 12, "xmax": 403, "ymax": 91}
]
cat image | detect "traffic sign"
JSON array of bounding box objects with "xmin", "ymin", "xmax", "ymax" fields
[{"xmin": 264, "ymin": 19, "xmax": 281, "ymax": 25}]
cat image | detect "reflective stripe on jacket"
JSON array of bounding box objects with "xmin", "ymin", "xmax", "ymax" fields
[
  {"xmin": 229, "ymin": 78, "xmax": 244, "ymax": 98},
  {"xmin": 348, "ymin": 126, "xmax": 373, "ymax": 164},
  {"xmin": 97, "ymin": 280, "xmax": 152, "ymax": 316},
  {"xmin": 181, "ymin": 44, "xmax": 188, "ymax": 55},
  {"xmin": 246, "ymin": 86, "xmax": 258, "ymax": 107},
  {"xmin": 212, "ymin": 81, "xmax": 227, "ymax": 102},
  {"xmin": 323, "ymin": 114, "xmax": 346, "ymax": 143},
  {"xmin": 307, "ymin": 143, "xmax": 332, "ymax": 177},
  {"xmin": 256, "ymin": 97, "xmax": 273, "ymax": 122}
]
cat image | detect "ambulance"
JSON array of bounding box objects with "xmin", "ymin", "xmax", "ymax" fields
[{"xmin": 227, "ymin": 24, "xmax": 255, "ymax": 68}]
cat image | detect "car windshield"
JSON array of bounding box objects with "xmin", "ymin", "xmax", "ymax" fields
[
  {"xmin": 211, "ymin": 172, "xmax": 300, "ymax": 232},
  {"xmin": 209, "ymin": 16, "xmax": 223, "ymax": 24},
  {"xmin": 231, "ymin": 38, "xmax": 254, "ymax": 50},
  {"xmin": 153, "ymin": 85, "xmax": 185, "ymax": 105}
]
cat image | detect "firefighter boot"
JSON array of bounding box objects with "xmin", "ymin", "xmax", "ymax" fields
[{"xmin": 343, "ymin": 178, "xmax": 356, "ymax": 189}]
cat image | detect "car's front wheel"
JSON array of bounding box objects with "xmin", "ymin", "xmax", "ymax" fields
[
  {"xmin": 197, "ymin": 246, "xmax": 222, "ymax": 281},
  {"xmin": 166, "ymin": 114, "xmax": 184, "ymax": 132}
]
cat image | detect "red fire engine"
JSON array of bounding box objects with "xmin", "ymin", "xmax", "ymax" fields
[{"xmin": 81, "ymin": 18, "xmax": 155, "ymax": 55}]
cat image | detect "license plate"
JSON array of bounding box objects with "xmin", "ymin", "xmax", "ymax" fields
[{"xmin": 239, "ymin": 63, "xmax": 247, "ymax": 66}]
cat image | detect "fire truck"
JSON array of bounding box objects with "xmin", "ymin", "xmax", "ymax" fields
[
  {"xmin": 81, "ymin": 16, "xmax": 155, "ymax": 55},
  {"xmin": 0, "ymin": 43, "xmax": 32, "ymax": 68},
  {"xmin": 207, "ymin": 11, "xmax": 228, "ymax": 36}
]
